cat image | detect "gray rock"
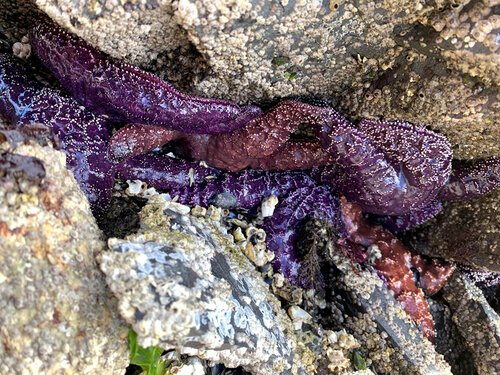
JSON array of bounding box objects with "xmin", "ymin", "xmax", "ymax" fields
[
  {"xmin": 442, "ymin": 272, "xmax": 500, "ymax": 375},
  {"xmin": 298, "ymin": 220, "xmax": 452, "ymax": 375},
  {"xmin": 99, "ymin": 196, "xmax": 312, "ymax": 375},
  {"xmin": 429, "ymin": 299, "xmax": 477, "ymax": 375},
  {"xmin": 411, "ymin": 189, "xmax": 499, "ymax": 273},
  {"xmin": 0, "ymin": 132, "xmax": 129, "ymax": 374}
]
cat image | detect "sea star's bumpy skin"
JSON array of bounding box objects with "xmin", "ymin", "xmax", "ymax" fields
[
  {"xmin": 1, "ymin": 19, "xmax": 498, "ymax": 342},
  {"xmin": 0, "ymin": 53, "xmax": 113, "ymax": 213},
  {"xmin": 108, "ymin": 101, "xmax": 455, "ymax": 218},
  {"xmin": 437, "ymin": 157, "xmax": 500, "ymax": 201},
  {"xmin": 339, "ymin": 196, "xmax": 455, "ymax": 340},
  {"xmin": 29, "ymin": 18, "xmax": 262, "ymax": 134},
  {"xmin": 116, "ymin": 154, "xmax": 342, "ymax": 281}
]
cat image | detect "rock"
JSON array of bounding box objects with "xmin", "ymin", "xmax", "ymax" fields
[
  {"xmin": 0, "ymin": 130, "xmax": 129, "ymax": 374},
  {"xmin": 411, "ymin": 189, "xmax": 499, "ymax": 273},
  {"xmin": 261, "ymin": 194, "xmax": 279, "ymax": 218},
  {"xmin": 441, "ymin": 272, "xmax": 500, "ymax": 375},
  {"xmin": 21, "ymin": 0, "xmax": 499, "ymax": 159},
  {"xmin": 287, "ymin": 305, "xmax": 312, "ymax": 331},
  {"xmin": 33, "ymin": 0, "xmax": 206, "ymax": 91},
  {"xmin": 99, "ymin": 195, "xmax": 312, "ymax": 375},
  {"xmin": 171, "ymin": 357, "xmax": 205, "ymax": 375},
  {"xmin": 0, "ymin": 0, "xmax": 41, "ymax": 42},
  {"xmin": 429, "ymin": 299, "xmax": 477, "ymax": 375},
  {"xmin": 297, "ymin": 219, "xmax": 452, "ymax": 375}
]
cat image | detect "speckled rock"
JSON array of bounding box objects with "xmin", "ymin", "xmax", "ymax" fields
[
  {"xmin": 297, "ymin": 220, "xmax": 452, "ymax": 375},
  {"xmin": 411, "ymin": 189, "xmax": 499, "ymax": 273},
  {"xmin": 441, "ymin": 272, "xmax": 500, "ymax": 375},
  {"xmin": 0, "ymin": 132, "xmax": 129, "ymax": 374},
  {"xmin": 429, "ymin": 299, "xmax": 477, "ymax": 375},
  {"xmin": 34, "ymin": 0, "xmax": 205, "ymax": 91},
  {"xmin": 0, "ymin": 0, "xmax": 41, "ymax": 41},
  {"xmin": 99, "ymin": 195, "xmax": 312, "ymax": 375},
  {"xmin": 21, "ymin": 0, "xmax": 499, "ymax": 159}
]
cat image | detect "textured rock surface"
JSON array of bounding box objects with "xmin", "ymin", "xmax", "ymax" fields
[
  {"xmin": 19, "ymin": 0, "xmax": 499, "ymax": 159},
  {"xmin": 297, "ymin": 220, "xmax": 452, "ymax": 375},
  {"xmin": 429, "ymin": 299, "xmax": 477, "ymax": 375},
  {"xmin": 0, "ymin": 134, "xmax": 129, "ymax": 374},
  {"xmin": 99, "ymin": 195, "xmax": 312, "ymax": 375},
  {"xmin": 442, "ymin": 272, "xmax": 500, "ymax": 375},
  {"xmin": 411, "ymin": 189, "xmax": 499, "ymax": 272},
  {"xmin": 0, "ymin": 0, "xmax": 41, "ymax": 40}
]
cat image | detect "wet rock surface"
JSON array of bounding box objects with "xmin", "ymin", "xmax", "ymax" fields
[
  {"xmin": 99, "ymin": 195, "xmax": 311, "ymax": 375},
  {"xmin": 0, "ymin": 130, "xmax": 129, "ymax": 374},
  {"xmin": 429, "ymin": 299, "xmax": 478, "ymax": 375},
  {"xmin": 5, "ymin": 0, "xmax": 494, "ymax": 159},
  {"xmin": 297, "ymin": 220, "xmax": 452, "ymax": 375},
  {"xmin": 411, "ymin": 189, "xmax": 499, "ymax": 273},
  {"xmin": 442, "ymin": 272, "xmax": 500, "ymax": 375}
]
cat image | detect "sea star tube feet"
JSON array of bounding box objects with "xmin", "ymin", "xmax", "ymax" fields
[{"xmin": 29, "ymin": 18, "xmax": 262, "ymax": 134}]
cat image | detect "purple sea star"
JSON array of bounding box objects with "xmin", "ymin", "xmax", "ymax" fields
[
  {"xmin": 108, "ymin": 102, "xmax": 455, "ymax": 217},
  {"xmin": 29, "ymin": 18, "xmax": 262, "ymax": 134},
  {"xmin": 0, "ymin": 53, "xmax": 113, "ymax": 214},
  {"xmin": 116, "ymin": 154, "xmax": 456, "ymax": 341},
  {"xmin": 115, "ymin": 153, "xmax": 342, "ymax": 282},
  {"xmin": 1, "ymin": 19, "xmax": 498, "ymax": 342},
  {"xmin": 27, "ymin": 18, "xmax": 499, "ymax": 222}
]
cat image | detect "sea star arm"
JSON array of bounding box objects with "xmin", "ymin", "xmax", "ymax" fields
[
  {"xmin": 437, "ymin": 156, "xmax": 499, "ymax": 201},
  {"xmin": 108, "ymin": 124, "xmax": 181, "ymax": 162},
  {"xmin": 117, "ymin": 154, "xmax": 317, "ymax": 208},
  {"xmin": 29, "ymin": 18, "xmax": 262, "ymax": 134},
  {"xmin": 0, "ymin": 53, "xmax": 113, "ymax": 214},
  {"xmin": 107, "ymin": 100, "xmax": 338, "ymax": 171},
  {"xmin": 316, "ymin": 119, "xmax": 452, "ymax": 215},
  {"xmin": 339, "ymin": 196, "xmax": 455, "ymax": 341},
  {"xmin": 249, "ymin": 141, "xmax": 335, "ymax": 170},
  {"xmin": 115, "ymin": 154, "xmax": 220, "ymax": 195},
  {"xmin": 197, "ymin": 100, "xmax": 347, "ymax": 171},
  {"xmin": 377, "ymin": 200, "xmax": 443, "ymax": 233},
  {"xmin": 264, "ymin": 185, "xmax": 340, "ymax": 284}
]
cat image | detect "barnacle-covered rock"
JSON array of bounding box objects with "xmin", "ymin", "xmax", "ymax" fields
[
  {"xmin": 429, "ymin": 299, "xmax": 477, "ymax": 375},
  {"xmin": 298, "ymin": 220, "xmax": 452, "ymax": 375},
  {"xmin": 22, "ymin": 0, "xmax": 499, "ymax": 159},
  {"xmin": 441, "ymin": 272, "xmax": 500, "ymax": 375},
  {"xmin": 411, "ymin": 189, "xmax": 499, "ymax": 273},
  {"xmin": 99, "ymin": 195, "xmax": 313, "ymax": 375},
  {"xmin": 0, "ymin": 130, "xmax": 128, "ymax": 374}
]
